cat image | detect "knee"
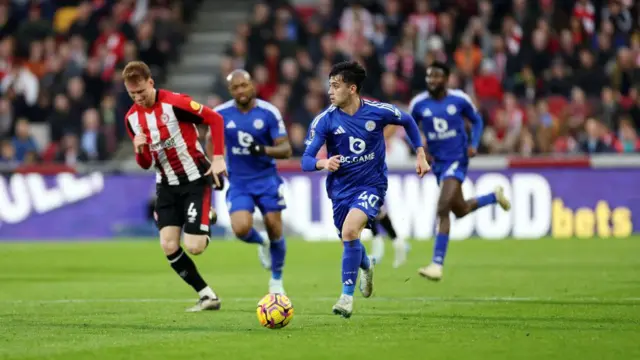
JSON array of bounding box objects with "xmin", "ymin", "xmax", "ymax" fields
[
  {"xmin": 160, "ymin": 236, "xmax": 180, "ymax": 255},
  {"xmin": 437, "ymin": 202, "xmax": 451, "ymax": 218},
  {"xmin": 232, "ymin": 222, "xmax": 251, "ymax": 239},
  {"xmin": 341, "ymin": 225, "xmax": 361, "ymax": 241},
  {"xmin": 184, "ymin": 234, "xmax": 207, "ymax": 255},
  {"xmin": 452, "ymin": 205, "xmax": 470, "ymax": 218}
]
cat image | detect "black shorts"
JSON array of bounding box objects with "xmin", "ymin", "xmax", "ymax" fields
[{"xmin": 155, "ymin": 176, "xmax": 213, "ymax": 235}]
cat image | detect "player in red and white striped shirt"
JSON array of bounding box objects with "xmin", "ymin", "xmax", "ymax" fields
[{"xmin": 123, "ymin": 61, "xmax": 227, "ymax": 312}]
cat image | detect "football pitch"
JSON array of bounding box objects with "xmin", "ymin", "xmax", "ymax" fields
[{"xmin": 1, "ymin": 237, "xmax": 639, "ymax": 360}]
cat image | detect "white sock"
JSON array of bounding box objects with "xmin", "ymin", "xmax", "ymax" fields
[{"xmin": 198, "ymin": 286, "xmax": 217, "ymax": 299}]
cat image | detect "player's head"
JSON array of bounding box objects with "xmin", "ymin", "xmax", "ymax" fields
[
  {"xmin": 426, "ymin": 61, "xmax": 449, "ymax": 96},
  {"xmin": 226, "ymin": 69, "xmax": 255, "ymax": 107},
  {"xmin": 123, "ymin": 61, "xmax": 155, "ymax": 107},
  {"xmin": 328, "ymin": 61, "xmax": 366, "ymax": 108}
]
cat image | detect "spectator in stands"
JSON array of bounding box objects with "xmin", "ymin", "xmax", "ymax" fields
[
  {"xmin": 574, "ymin": 49, "xmax": 608, "ymax": 97},
  {"xmin": 48, "ymin": 94, "xmax": 71, "ymax": 143},
  {"xmin": 0, "ymin": 139, "xmax": 16, "ymax": 164},
  {"xmin": 580, "ymin": 118, "xmax": 614, "ymax": 154},
  {"xmin": 11, "ymin": 118, "xmax": 38, "ymax": 162},
  {"xmin": 1, "ymin": 60, "xmax": 39, "ymax": 108},
  {"xmin": 80, "ymin": 108, "xmax": 107, "ymax": 161},
  {"xmin": 55, "ymin": 132, "xmax": 88, "ymax": 165},
  {"xmin": 207, "ymin": 0, "xmax": 640, "ymax": 159},
  {"xmin": 66, "ymin": 76, "xmax": 90, "ymax": 135},
  {"xmin": 614, "ymin": 116, "xmax": 640, "ymax": 153},
  {"xmin": 0, "ymin": 97, "xmax": 12, "ymax": 138}
]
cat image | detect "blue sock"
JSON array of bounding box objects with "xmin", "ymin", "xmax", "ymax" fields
[
  {"xmin": 341, "ymin": 239, "xmax": 362, "ymax": 296},
  {"xmin": 360, "ymin": 243, "xmax": 370, "ymax": 270},
  {"xmin": 270, "ymin": 237, "xmax": 286, "ymax": 280},
  {"xmin": 433, "ymin": 233, "xmax": 449, "ymax": 265},
  {"xmin": 476, "ymin": 193, "xmax": 497, "ymax": 208},
  {"xmin": 239, "ymin": 228, "xmax": 265, "ymax": 245}
]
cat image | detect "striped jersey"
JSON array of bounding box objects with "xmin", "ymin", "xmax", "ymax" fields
[{"xmin": 125, "ymin": 89, "xmax": 219, "ymax": 185}]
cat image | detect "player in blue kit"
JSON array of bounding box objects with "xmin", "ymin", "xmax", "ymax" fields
[
  {"xmin": 301, "ymin": 61, "xmax": 430, "ymax": 317},
  {"xmin": 213, "ymin": 70, "xmax": 290, "ymax": 294},
  {"xmin": 409, "ymin": 61, "xmax": 511, "ymax": 281}
]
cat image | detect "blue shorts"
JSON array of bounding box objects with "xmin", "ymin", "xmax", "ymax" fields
[
  {"xmin": 432, "ymin": 160, "xmax": 468, "ymax": 185},
  {"xmin": 226, "ymin": 176, "xmax": 286, "ymax": 214},
  {"xmin": 332, "ymin": 187, "xmax": 385, "ymax": 238}
]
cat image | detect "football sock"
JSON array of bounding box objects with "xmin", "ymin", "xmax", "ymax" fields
[
  {"xmin": 198, "ymin": 286, "xmax": 217, "ymax": 299},
  {"xmin": 270, "ymin": 236, "xmax": 286, "ymax": 280},
  {"xmin": 360, "ymin": 242, "xmax": 371, "ymax": 270},
  {"xmin": 341, "ymin": 239, "xmax": 362, "ymax": 296},
  {"xmin": 370, "ymin": 221, "xmax": 380, "ymax": 236},
  {"xmin": 239, "ymin": 228, "xmax": 265, "ymax": 245},
  {"xmin": 379, "ymin": 213, "xmax": 397, "ymax": 240},
  {"xmin": 433, "ymin": 233, "xmax": 449, "ymax": 265},
  {"xmin": 166, "ymin": 247, "xmax": 208, "ymax": 292},
  {"xmin": 476, "ymin": 193, "xmax": 497, "ymax": 208}
]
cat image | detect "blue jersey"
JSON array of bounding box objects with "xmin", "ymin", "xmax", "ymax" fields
[
  {"xmin": 301, "ymin": 99, "xmax": 421, "ymax": 200},
  {"xmin": 409, "ymin": 89, "xmax": 483, "ymax": 162},
  {"xmin": 214, "ymin": 99, "xmax": 287, "ymax": 184}
]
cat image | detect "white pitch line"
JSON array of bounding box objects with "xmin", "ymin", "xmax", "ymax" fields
[{"xmin": 2, "ymin": 297, "xmax": 640, "ymax": 305}]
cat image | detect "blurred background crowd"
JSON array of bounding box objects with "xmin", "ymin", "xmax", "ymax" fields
[
  {"xmin": 207, "ymin": 0, "xmax": 640, "ymax": 161},
  {"xmin": 0, "ymin": 0, "xmax": 198, "ymax": 166},
  {"xmin": 1, "ymin": 0, "xmax": 640, "ymax": 167}
]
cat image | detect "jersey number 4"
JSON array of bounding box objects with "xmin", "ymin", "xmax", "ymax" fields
[
  {"xmin": 187, "ymin": 202, "xmax": 198, "ymax": 223},
  {"xmin": 357, "ymin": 191, "xmax": 380, "ymax": 210}
]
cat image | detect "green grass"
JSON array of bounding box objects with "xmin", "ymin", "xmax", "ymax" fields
[{"xmin": 1, "ymin": 237, "xmax": 639, "ymax": 360}]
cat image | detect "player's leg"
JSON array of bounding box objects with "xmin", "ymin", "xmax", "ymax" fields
[
  {"xmin": 332, "ymin": 190, "xmax": 381, "ymax": 318},
  {"xmin": 227, "ymin": 185, "xmax": 270, "ymax": 268},
  {"xmin": 451, "ymin": 186, "xmax": 511, "ymax": 219},
  {"xmin": 263, "ymin": 212, "xmax": 286, "ymax": 294},
  {"xmin": 369, "ymin": 218, "xmax": 385, "ymax": 263},
  {"xmin": 179, "ymin": 181, "xmax": 221, "ymax": 311},
  {"xmin": 419, "ymin": 177, "xmax": 458, "ymax": 281},
  {"xmin": 258, "ymin": 178, "xmax": 288, "ymax": 294},
  {"xmin": 377, "ymin": 206, "xmax": 408, "ymax": 268}
]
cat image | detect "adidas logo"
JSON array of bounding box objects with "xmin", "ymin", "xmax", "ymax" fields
[
  {"xmin": 343, "ymin": 279, "xmax": 354, "ymax": 285},
  {"xmin": 226, "ymin": 121, "xmax": 236, "ymax": 129},
  {"xmin": 334, "ymin": 126, "xmax": 345, "ymax": 135}
]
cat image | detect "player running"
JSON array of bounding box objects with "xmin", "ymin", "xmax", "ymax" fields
[
  {"xmin": 302, "ymin": 61, "xmax": 430, "ymax": 318},
  {"xmin": 123, "ymin": 61, "xmax": 227, "ymax": 312},
  {"xmin": 369, "ymin": 208, "xmax": 408, "ymax": 268},
  {"xmin": 409, "ymin": 61, "xmax": 511, "ymax": 281},
  {"xmin": 213, "ymin": 70, "xmax": 290, "ymax": 295}
]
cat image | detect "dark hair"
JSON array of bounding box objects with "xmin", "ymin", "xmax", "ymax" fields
[
  {"xmin": 329, "ymin": 61, "xmax": 366, "ymax": 93},
  {"xmin": 428, "ymin": 61, "xmax": 450, "ymax": 77}
]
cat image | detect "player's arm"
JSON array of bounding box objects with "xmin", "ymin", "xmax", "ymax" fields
[
  {"xmin": 301, "ymin": 117, "xmax": 329, "ymax": 172},
  {"xmin": 125, "ymin": 113, "xmax": 152, "ymax": 170},
  {"xmin": 385, "ymin": 107, "xmax": 425, "ymax": 154},
  {"xmin": 250, "ymin": 107, "xmax": 292, "ymax": 159},
  {"xmin": 264, "ymin": 136, "xmax": 292, "ymax": 159},
  {"xmin": 461, "ymin": 97, "xmax": 484, "ymax": 153},
  {"xmin": 169, "ymin": 96, "xmax": 225, "ymax": 157}
]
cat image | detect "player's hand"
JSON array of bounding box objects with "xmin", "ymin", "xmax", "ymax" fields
[
  {"xmin": 415, "ymin": 151, "xmax": 431, "ymax": 178},
  {"xmin": 205, "ymin": 155, "xmax": 228, "ymax": 188},
  {"xmin": 467, "ymin": 146, "xmax": 477, "ymax": 158},
  {"xmin": 133, "ymin": 134, "xmax": 147, "ymax": 154},
  {"xmin": 248, "ymin": 142, "xmax": 266, "ymax": 156},
  {"xmin": 324, "ymin": 155, "xmax": 341, "ymax": 172}
]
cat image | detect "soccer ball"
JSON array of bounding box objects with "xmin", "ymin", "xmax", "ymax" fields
[{"xmin": 256, "ymin": 293, "xmax": 294, "ymax": 329}]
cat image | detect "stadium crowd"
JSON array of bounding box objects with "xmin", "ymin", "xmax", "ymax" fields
[
  {"xmin": 208, "ymin": 0, "xmax": 640, "ymax": 160},
  {"xmin": 2, "ymin": 0, "xmax": 640, "ymax": 167},
  {"xmin": 0, "ymin": 0, "xmax": 198, "ymax": 166}
]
